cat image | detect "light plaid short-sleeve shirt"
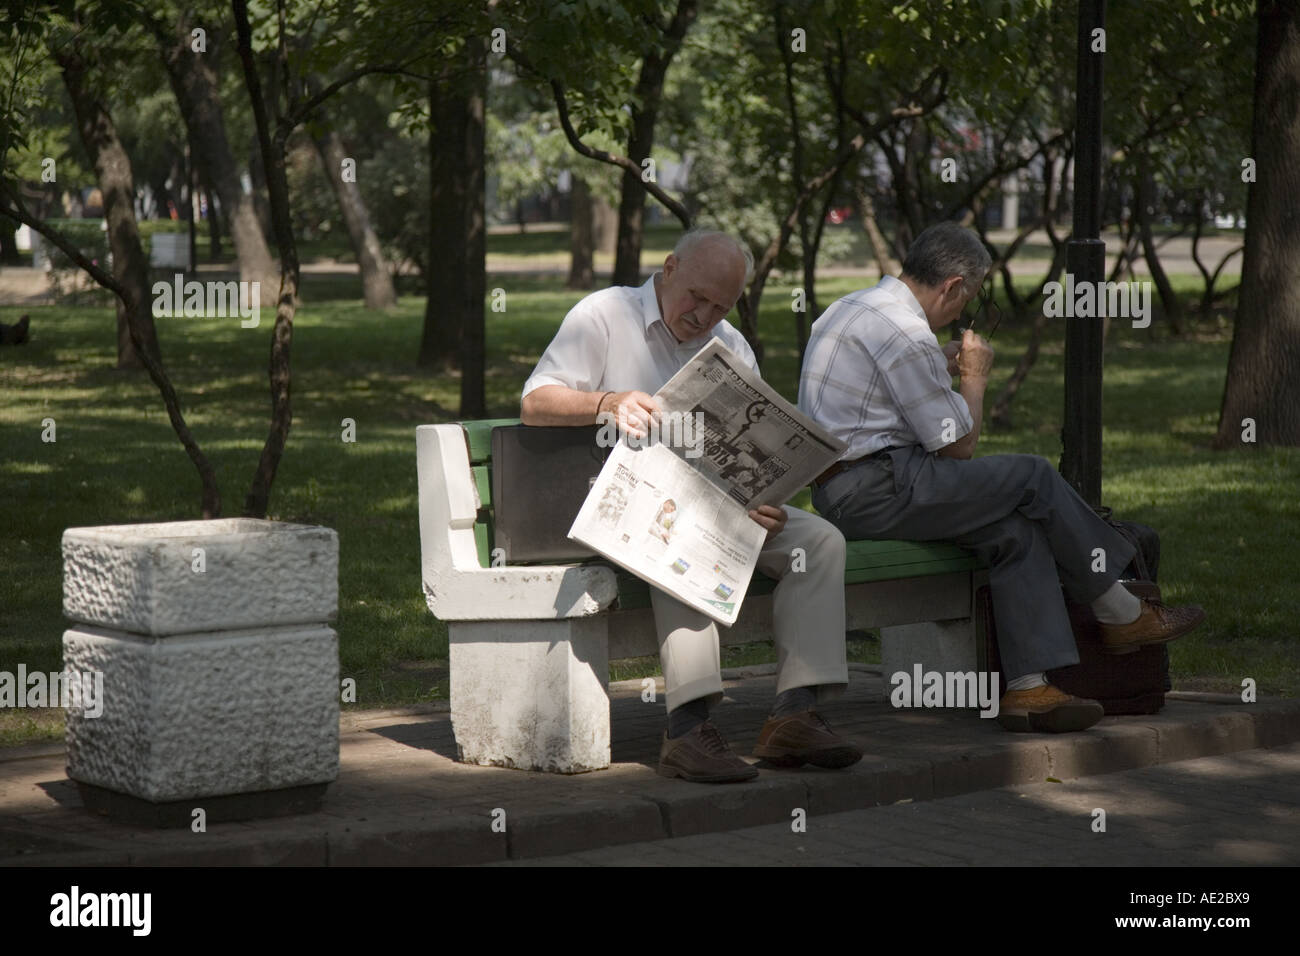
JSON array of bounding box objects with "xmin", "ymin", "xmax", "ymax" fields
[{"xmin": 798, "ymin": 275, "xmax": 973, "ymax": 459}]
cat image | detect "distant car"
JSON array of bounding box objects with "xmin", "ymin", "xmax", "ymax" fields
[
  {"xmin": 825, "ymin": 207, "xmax": 852, "ymax": 224},
  {"xmin": 1214, "ymin": 214, "xmax": 1245, "ymax": 229}
]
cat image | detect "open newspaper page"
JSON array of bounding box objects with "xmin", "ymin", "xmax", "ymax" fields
[
  {"xmin": 568, "ymin": 338, "xmax": 846, "ymax": 626},
  {"xmin": 569, "ymin": 442, "xmax": 766, "ymax": 625},
  {"xmin": 653, "ymin": 338, "xmax": 846, "ymax": 508}
]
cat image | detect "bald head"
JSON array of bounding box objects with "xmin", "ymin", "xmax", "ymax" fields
[{"xmin": 657, "ymin": 229, "xmax": 750, "ymax": 343}]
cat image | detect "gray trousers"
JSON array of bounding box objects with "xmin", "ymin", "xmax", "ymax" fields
[
  {"xmin": 811, "ymin": 446, "xmax": 1135, "ymax": 681},
  {"xmin": 651, "ymin": 506, "xmax": 850, "ymax": 713}
]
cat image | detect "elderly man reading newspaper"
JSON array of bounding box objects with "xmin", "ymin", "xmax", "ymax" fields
[{"xmin": 521, "ymin": 228, "xmax": 862, "ymax": 783}]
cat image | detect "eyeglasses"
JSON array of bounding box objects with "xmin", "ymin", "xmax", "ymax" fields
[{"xmin": 963, "ymin": 277, "xmax": 1003, "ymax": 339}]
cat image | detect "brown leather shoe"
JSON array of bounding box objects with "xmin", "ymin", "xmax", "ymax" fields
[
  {"xmin": 657, "ymin": 720, "xmax": 759, "ymax": 783},
  {"xmin": 753, "ymin": 710, "xmax": 864, "ymax": 769},
  {"xmin": 997, "ymin": 684, "xmax": 1104, "ymax": 733},
  {"xmin": 1100, "ymin": 599, "xmax": 1206, "ymax": 655}
]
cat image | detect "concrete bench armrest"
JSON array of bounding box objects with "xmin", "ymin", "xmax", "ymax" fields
[{"xmin": 416, "ymin": 424, "xmax": 618, "ymax": 620}]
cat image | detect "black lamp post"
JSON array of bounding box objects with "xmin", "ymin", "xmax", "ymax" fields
[{"xmin": 1060, "ymin": 0, "xmax": 1106, "ymax": 506}]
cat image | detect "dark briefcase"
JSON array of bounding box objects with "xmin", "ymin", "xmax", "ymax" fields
[
  {"xmin": 983, "ymin": 511, "xmax": 1170, "ymax": 714},
  {"xmin": 1046, "ymin": 580, "xmax": 1167, "ymax": 715},
  {"xmin": 983, "ymin": 579, "xmax": 1167, "ymax": 716}
]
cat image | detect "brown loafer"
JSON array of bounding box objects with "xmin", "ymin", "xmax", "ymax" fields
[
  {"xmin": 1100, "ymin": 599, "xmax": 1206, "ymax": 655},
  {"xmin": 753, "ymin": 710, "xmax": 864, "ymax": 769},
  {"xmin": 997, "ymin": 684, "xmax": 1104, "ymax": 733},
  {"xmin": 657, "ymin": 720, "xmax": 759, "ymax": 783}
]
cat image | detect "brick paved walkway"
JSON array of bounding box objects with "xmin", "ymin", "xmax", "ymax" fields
[
  {"xmin": 487, "ymin": 744, "xmax": 1300, "ymax": 866},
  {"xmin": 2, "ymin": 668, "xmax": 1296, "ymax": 866}
]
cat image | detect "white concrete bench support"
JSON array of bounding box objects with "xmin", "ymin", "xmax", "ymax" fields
[
  {"xmin": 449, "ymin": 618, "xmax": 611, "ymax": 773},
  {"xmin": 417, "ymin": 424, "xmax": 619, "ymax": 774}
]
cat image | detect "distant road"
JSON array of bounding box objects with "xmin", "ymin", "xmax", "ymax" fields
[{"xmin": 0, "ymin": 227, "xmax": 1243, "ymax": 307}]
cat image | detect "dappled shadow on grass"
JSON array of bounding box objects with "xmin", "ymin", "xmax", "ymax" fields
[{"xmin": 3, "ymin": 279, "xmax": 1295, "ymax": 736}]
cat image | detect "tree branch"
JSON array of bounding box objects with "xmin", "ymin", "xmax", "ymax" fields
[{"xmin": 548, "ymin": 78, "xmax": 691, "ymax": 228}]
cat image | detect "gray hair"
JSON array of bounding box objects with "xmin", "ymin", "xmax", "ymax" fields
[
  {"xmin": 901, "ymin": 221, "xmax": 992, "ymax": 296},
  {"xmin": 673, "ymin": 227, "xmax": 755, "ymax": 283}
]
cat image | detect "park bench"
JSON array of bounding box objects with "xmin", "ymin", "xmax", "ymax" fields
[{"xmin": 416, "ymin": 419, "xmax": 991, "ymax": 774}]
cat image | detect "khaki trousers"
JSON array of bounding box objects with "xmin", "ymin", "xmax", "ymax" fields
[{"xmin": 650, "ymin": 506, "xmax": 849, "ymax": 713}]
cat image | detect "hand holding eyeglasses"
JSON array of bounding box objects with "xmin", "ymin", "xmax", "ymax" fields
[{"xmin": 955, "ymin": 328, "xmax": 995, "ymax": 381}]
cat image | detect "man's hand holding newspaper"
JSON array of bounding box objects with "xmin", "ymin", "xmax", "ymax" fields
[{"xmin": 568, "ymin": 338, "xmax": 845, "ymax": 626}]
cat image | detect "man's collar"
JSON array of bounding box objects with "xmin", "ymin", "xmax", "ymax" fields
[
  {"xmin": 640, "ymin": 273, "xmax": 664, "ymax": 335},
  {"xmin": 878, "ymin": 274, "xmax": 927, "ymax": 323}
]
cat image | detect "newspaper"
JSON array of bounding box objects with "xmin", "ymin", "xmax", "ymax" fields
[{"xmin": 568, "ymin": 338, "xmax": 846, "ymax": 626}]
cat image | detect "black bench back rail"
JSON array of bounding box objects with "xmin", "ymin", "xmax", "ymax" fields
[{"xmin": 490, "ymin": 423, "xmax": 611, "ymax": 564}]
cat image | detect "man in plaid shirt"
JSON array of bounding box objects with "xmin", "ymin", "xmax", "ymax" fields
[{"xmin": 798, "ymin": 222, "xmax": 1204, "ymax": 732}]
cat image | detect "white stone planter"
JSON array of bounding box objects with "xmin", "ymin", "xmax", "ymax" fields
[
  {"xmin": 60, "ymin": 519, "xmax": 340, "ymax": 814},
  {"xmin": 63, "ymin": 518, "xmax": 338, "ymax": 636}
]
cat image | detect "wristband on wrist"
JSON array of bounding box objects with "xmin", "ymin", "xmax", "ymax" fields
[{"xmin": 596, "ymin": 391, "xmax": 615, "ymax": 420}]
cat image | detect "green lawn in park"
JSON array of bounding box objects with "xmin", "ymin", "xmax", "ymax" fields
[{"xmin": 1, "ymin": 262, "xmax": 1295, "ymax": 745}]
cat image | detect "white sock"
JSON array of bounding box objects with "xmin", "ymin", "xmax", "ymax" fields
[
  {"xmin": 1091, "ymin": 580, "xmax": 1142, "ymax": 625},
  {"xmin": 1006, "ymin": 672, "xmax": 1047, "ymax": 691}
]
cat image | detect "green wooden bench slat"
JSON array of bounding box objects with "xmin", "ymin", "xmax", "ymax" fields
[
  {"xmin": 462, "ymin": 418, "xmax": 521, "ymax": 463},
  {"xmin": 845, "ymin": 538, "xmax": 974, "ymax": 562},
  {"xmin": 846, "ymin": 550, "xmax": 976, "ymax": 571},
  {"xmin": 844, "ymin": 556, "xmax": 983, "ymax": 585},
  {"xmin": 474, "ymin": 522, "xmax": 491, "ymax": 569},
  {"xmin": 615, "ymin": 558, "xmax": 982, "ymax": 611},
  {"xmin": 471, "ymin": 464, "xmax": 492, "ymax": 509}
]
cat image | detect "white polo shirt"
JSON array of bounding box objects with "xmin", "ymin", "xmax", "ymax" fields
[
  {"xmin": 797, "ymin": 275, "xmax": 973, "ymax": 458},
  {"xmin": 522, "ymin": 273, "xmax": 759, "ymax": 398}
]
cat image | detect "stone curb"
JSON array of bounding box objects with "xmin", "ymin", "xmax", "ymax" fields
[{"xmin": 7, "ymin": 696, "xmax": 1298, "ymax": 867}]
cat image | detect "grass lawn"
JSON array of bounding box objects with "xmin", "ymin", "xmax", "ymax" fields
[{"xmin": 1, "ymin": 256, "xmax": 1295, "ymax": 746}]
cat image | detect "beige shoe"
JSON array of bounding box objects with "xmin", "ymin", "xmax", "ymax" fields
[
  {"xmin": 1100, "ymin": 599, "xmax": 1205, "ymax": 655},
  {"xmin": 997, "ymin": 684, "xmax": 1104, "ymax": 733}
]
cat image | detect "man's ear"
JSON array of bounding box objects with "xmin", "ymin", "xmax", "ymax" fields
[
  {"xmin": 943, "ymin": 275, "xmax": 966, "ymax": 300},
  {"xmin": 663, "ymin": 253, "xmax": 678, "ymax": 280}
]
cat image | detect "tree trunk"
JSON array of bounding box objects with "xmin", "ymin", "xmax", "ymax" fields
[
  {"xmin": 0, "ymin": 215, "xmax": 21, "ymax": 263},
  {"xmin": 1214, "ymin": 0, "xmax": 1300, "ymax": 448},
  {"xmin": 610, "ymin": 0, "xmax": 698, "ymax": 286},
  {"xmin": 206, "ymin": 184, "xmax": 222, "ymax": 261},
  {"xmin": 989, "ymin": 240, "xmax": 1067, "ymax": 428},
  {"xmin": 155, "ymin": 12, "xmax": 276, "ymax": 288},
  {"xmin": 248, "ymin": 133, "xmax": 274, "ymax": 241},
  {"xmin": 567, "ymin": 172, "xmax": 595, "ymax": 289},
  {"xmin": 55, "ymin": 43, "xmax": 162, "ymax": 370},
  {"xmin": 899, "ymin": 120, "xmax": 928, "ymax": 248},
  {"xmin": 1134, "ymin": 151, "xmax": 1184, "ymax": 335},
  {"xmin": 312, "ymin": 128, "xmax": 396, "ymax": 309},
  {"xmin": 458, "ymin": 38, "xmax": 488, "ymax": 418},
  {"xmin": 854, "ymin": 185, "xmax": 899, "ymax": 278},
  {"xmin": 186, "ymin": 141, "xmax": 198, "ymax": 273},
  {"xmin": 987, "ymin": 149, "xmax": 1071, "ymax": 427},
  {"xmin": 1190, "ymin": 195, "xmax": 1243, "ymax": 316},
  {"xmin": 420, "ymin": 38, "xmax": 487, "ymax": 399},
  {"xmin": 233, "ymin": 0, "xmax": 300, "ymax": 518},
  {"xmin": 593, "ymin": 189, "xmax": 617, "ymax": 256}
]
